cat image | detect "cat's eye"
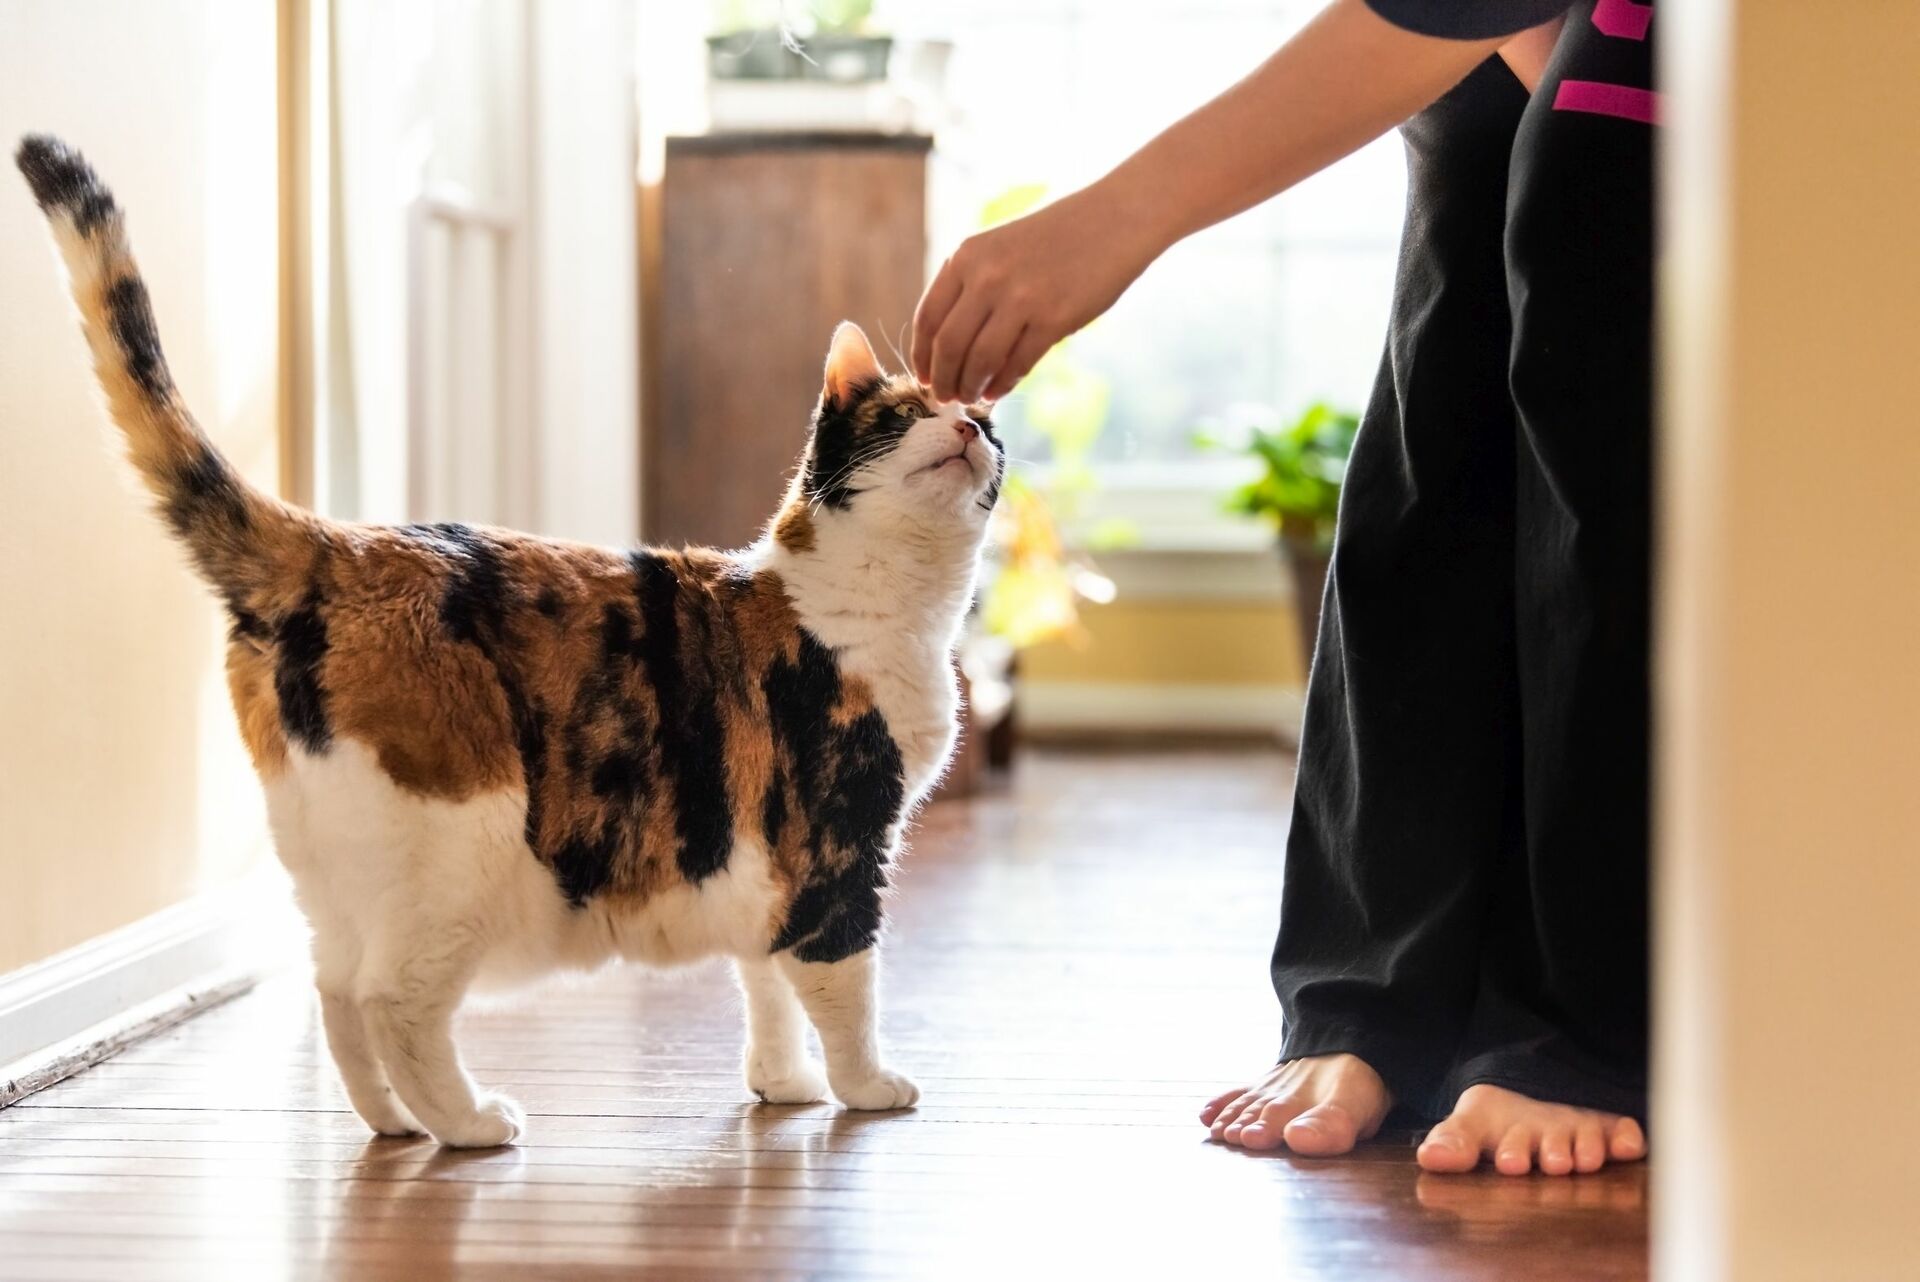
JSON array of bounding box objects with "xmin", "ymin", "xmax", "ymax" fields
[{"xmin": 896, "ymin": 401, "xmax": 932, "ymax": 421}]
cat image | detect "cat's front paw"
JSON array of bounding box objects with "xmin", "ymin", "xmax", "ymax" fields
[
  {"xmin": 833, "ymin": 1068, "xmax": 920, "ymax": 1111},
  {"xmin": 432, "ymin": 1093, "xmax": 525, "ymax": 1149},
  {"xmin": 749, "ymin": 1053, "xmax": 831, "ymax": 1105}
]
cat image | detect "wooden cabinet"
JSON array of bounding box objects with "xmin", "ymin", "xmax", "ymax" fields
[{"xmin": 645, "ymin": 132, "xmax": 932, "ymax": 549}]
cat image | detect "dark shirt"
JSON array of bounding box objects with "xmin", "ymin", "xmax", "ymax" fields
[{"xmin": 1365, "ymin": 0, "xmax": 1570, "ymax": 39}]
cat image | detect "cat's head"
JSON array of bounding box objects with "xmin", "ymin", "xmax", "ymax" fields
[{"xmin": 783, "ymin": 322, "xmax": 1004, "ymax": 548}]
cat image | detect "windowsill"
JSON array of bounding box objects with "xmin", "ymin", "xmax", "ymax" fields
[{"xmin": 1018, "ymin": 459, "xmax": 1293, "ymax": 602}]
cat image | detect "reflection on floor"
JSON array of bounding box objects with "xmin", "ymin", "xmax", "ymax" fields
[{"xmin": 0, "ymin": 747, "xmax": 1646, "ymax": 1281}]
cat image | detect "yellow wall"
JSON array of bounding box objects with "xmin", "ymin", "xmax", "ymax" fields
[
  {"xmin": 1658, "ymin": 2, "xmax": 1920, "ymax": 1278},
  {"xmin": 1021, "ymin": 600, "xmax": 1305, "ymax": 689},
  {"xmin": 0, "ymin": 1, "xmax": 281, "ymax": 972}
]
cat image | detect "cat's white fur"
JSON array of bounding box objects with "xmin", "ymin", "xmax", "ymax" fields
[{"xmin": 273, "ymin": 329, "xmax": 997, "ymax": 1147}]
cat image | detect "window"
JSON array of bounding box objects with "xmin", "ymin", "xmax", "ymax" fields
[
  {"xmin": 642, "ymin": 0, "xmax": 1408, "ymax": 549},
  {"xmin": 904, "ymin": 0, "xmax": 1406, "ymax": 492}
]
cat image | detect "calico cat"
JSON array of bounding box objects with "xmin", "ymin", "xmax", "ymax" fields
[{"xmin": 16, "ymin": 135, "xmax": 1003, "ymax": 1147}]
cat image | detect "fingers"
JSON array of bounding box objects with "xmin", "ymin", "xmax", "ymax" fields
[
  {"xmin": 910, "ymin": 260, "xmax": 964, "ymax": 385},
  {"xmin": 956, "ymin": 309, "xmax": 1027, "ymax": 405},
  {"xmin": 983, "ymin": 326, "xmax": 1058, "ymax": 402},
  {"xmin": 926, "ymin": 287, "xmax": 991, "ymax": 404}
]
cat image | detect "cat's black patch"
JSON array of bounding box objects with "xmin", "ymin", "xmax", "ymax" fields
[
  {"xmin": 590, "ymin": 749, "xmax": 647, "ymax": 805},
  {"xmin": 105, "ymin": 276, "xmax": 169, "ymax": 399},
  {"xmin": 537, "ymin": 610, "xmax": 654, "ymax": 905},
  {"xmin": 802, "ymin": 377, "xmax": 903, "ymax": 510},
  {"xmin": 765, "ymin": 633, "xmax": 905, "ymax": 962},
  {"xmin": 273, "ymin": 593, "xmax": 332, "ymax": 752},
  {"xmin": 550, "ymin": 831, "xmax": 616, "ymax": 906},
  {"xmin": 14, "ymin": 135, "xmax": 116, "ymax": 234},
  {"xmin": 631, "ymin": 552, "xmax": 733, "ymax": 883},
  {"xmin": 227, "ymin": 604, "xmax": 268, "ymax": 644},
  {"xmin": 761, "ymin": 762, "xmax": 788, "ymax": 849},
  {"xmin": 417, "ymin": 523, "xmax": 513, "ymax": 644},
  {"xmin": 972, "ymin": 410, "xmax": 1006, "ymax": 512},
  {"xmin": 216, "ymin": 586, "xmax": 268, "ymax": 643},
  {"xmin": 413, "ymin": 522, "xmax": 569, "ymax": 884},
  {"xmin": 163, "ymin": 442, "xmax": 253, "ymax": 548},
  {"xmin": 511, "ymin": 688, "xmax": 558, "ymax": 888},
  {"xmin": 535, "ymin": 586, "xmax": 565, "ymax": 619}
]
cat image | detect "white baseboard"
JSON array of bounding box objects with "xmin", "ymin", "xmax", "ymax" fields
[
  {"xmin": 1019, "ymin": 680, "xmax": 1304, "ymax": 742},
  {"xmin": 0, "ymin": 881, "xmax": 292, "ymax": 1106}
]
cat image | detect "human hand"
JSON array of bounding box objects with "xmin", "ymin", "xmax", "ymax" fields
[{"xmin": 910, "ymin": 184, "xmax": 1162, "ymax": 403}]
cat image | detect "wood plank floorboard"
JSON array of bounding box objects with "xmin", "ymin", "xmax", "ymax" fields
[{"xmin": 0, "ymin": 747, "xmax": 1647, "ymax": 1281}]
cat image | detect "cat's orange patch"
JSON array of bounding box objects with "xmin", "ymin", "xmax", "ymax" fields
[
  {"xmin": 226, "ymin": 642, "xmax": 287, "ymax": 775},
  {"xmin": 773, "ymin": 503, "xmax": 815, "ymax": 554}
]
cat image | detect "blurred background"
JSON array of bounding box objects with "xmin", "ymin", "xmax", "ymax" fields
[
  {"xmin": 0, "ymin": 0, "xmax": 1397, "ymax": 1039},
  {"xmin": 310, "ymin": 0, "xmax": 1401, "ymax": 766},
  {"xmin": 4, "ymin": 4, "xmax": 1919, "ymax": 1275}
]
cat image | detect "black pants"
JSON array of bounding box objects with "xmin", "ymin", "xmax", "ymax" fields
[{"xmin": 1272, "ymin": 5, "xmax": 1656, "ymax": 1123}]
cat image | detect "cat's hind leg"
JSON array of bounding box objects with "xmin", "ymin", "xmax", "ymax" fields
[
  {"xmin": 736, "ymin": 955, "xmax": 829, "ymax": 1104},
  {"xmin": 308, "ymin": 913, "xmax": 422, "ymax": 1137},
  {"xmin": 778, "ymin": 948, "xmax": 919, "ymax": 1111},
  {"xmin": 359, "ymin": 922, "xmax": 523, "ymax": 1148},
  {"xmin": 319, "ymin": 990, "xmax": 422, "ymax": 1137}
]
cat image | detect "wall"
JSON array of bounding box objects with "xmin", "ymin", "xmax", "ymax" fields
[
  {"xmin": 0, "ymin": 1, "xmax": 280, "ymax": 973},
  {"xmin": 1657, "ymin": 1, "xmax": 1920, "ymax": 1277},
  {"xmin": 1018, "ymin": 550, "xmax": 1307, "ymax": 739}
]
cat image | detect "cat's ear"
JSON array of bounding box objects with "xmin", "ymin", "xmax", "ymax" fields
[{"xmin": 822, "ymin": 321, "xmax": 885, "ymax": 407}]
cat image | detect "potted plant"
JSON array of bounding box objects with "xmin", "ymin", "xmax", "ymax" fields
[
  {"xmin": 708, "ymin": 0, "xmax": 892, "ymax": 84},
  {"xmin": 1214, "ymin": 403, "xmax": 1359, "ymax": 671}
]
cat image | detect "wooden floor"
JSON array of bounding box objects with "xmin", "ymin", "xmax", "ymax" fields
[{"xmin": 0, "ymin": 748, "xmax": 1647, "ymax": 1281}]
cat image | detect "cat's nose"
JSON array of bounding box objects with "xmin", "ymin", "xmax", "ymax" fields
[{"xmin": 953, "ymin": 417, "xmax": 979, "ymax": 442}]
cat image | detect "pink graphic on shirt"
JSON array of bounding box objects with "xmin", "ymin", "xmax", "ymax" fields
[
  {"xmin": 1554, "ymin": 80, "xmax": 1660, "ymax": 125},
  {"xmin": 1592, "ymin": 0, "xmax": 1654, "ymax": 41}
]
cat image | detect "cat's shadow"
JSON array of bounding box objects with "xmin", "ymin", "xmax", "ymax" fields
[
  {"xmin": 318, "ymin": 1138, "xmax": 516, "ymax": 1281},
  {"xmin": 318, "ymin": 1100, "xmax": 919, "ymax": 1275}
]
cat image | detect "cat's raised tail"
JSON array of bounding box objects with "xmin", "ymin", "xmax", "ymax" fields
[{"xmin": 15, "ymin": 134, "xmax": 319, "ymax": 613}]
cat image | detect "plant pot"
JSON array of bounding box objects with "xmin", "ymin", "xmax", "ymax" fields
[
  {"xmin": 800, "ymin": 34, "xmax": 893, "ymax": 83},
  {"xmin": 707, "ymin": 31, "xmax": 892, "ymax": 84},
  {"xmin": 707, "ymin": 31, "xmax": 808, "ymax": 81},
  {"xmin": 1281, "ymin": 534, "xmax": 1331, "ymax": 679}
]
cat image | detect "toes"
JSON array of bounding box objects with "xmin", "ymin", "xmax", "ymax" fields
[
  {"xmin": 1574, "ymin": 1120, "xmax": 1608, "ymax": 1173},
  {"xmin": 836, "ymin": 1069, "xmax": 919, "ymax": 1111},
  {"xmin": 1493, "ymin": 1122, "xmax": 1534, "ymax": 1176},
  {"xmin": 1281, "ymin": 1102, "xmax": 1361, "ymax": 1157},
  {"xmin": 1240, "ymin": 1097, "xmax": 1310, "ymax": 1151},
  {"xmin": 752, "ymin": 1058, "xmax": 831, "ymax": 1105},
  {"xmin": 435, "ymin": 1095, "xmax": 525, "ymax": 1149},
  {"xmin": 1199, "ymin": 1086, "xmax": 1245, "ymax": 1128},
  {"xmin": 1210, "ymin": 1091, "xmax": 1261, "ymax": 1143},
  {"xmin": 1538, "ymin": 1123, "xmax": 1575, "ymax": 1176},
  {"xmin": 1608, "ymin": 1116, "xmax": 1647, "ymax": 1162},
  {"xmin": 1416, "ymin": 1120, "xmax": 1482, "ymax": 1174}
]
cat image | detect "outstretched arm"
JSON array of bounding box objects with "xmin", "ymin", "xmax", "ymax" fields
[{"xmin": 911, "ymin": 0, "xmax": 1510, "ymax": 403}]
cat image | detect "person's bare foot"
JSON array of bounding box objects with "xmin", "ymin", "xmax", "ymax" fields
[
  {"xmin": 1416, "ymin": 1083, "xmax": 1647, "ymax": 1176},
  {"xmin": 1199, "ymin": 1054, "xmax": 1392, "ymax": 1155}
]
